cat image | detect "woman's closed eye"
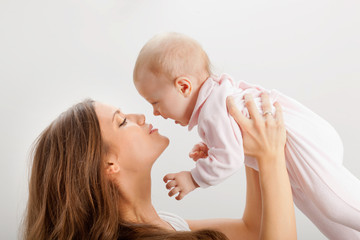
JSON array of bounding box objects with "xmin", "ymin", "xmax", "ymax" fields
[{"xmin": 119, "ymin": 118, "xmax": 127, "ymax": 127}]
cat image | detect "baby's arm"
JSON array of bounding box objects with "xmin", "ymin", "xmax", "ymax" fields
[
  {"xmin": 163, "ymin": 171, "xmax": 199, "ymax": 200},
  {"xmin": 191, "ymin": 94, "xmax": 246, "ymax": 188}
]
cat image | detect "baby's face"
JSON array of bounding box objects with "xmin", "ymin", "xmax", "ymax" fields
[{"xmin": 134, "ymin": 70, "xmax": 192, "ymax": 126}]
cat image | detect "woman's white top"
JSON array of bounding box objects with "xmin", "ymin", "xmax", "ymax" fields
[{"xmin": 158, "ymin": 211, "xmax": 191, "ymax": 231}]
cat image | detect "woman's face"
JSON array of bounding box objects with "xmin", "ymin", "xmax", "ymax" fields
[{"xmin": 95, "ymin": 102, "xmax": 169, "ymax": 172}]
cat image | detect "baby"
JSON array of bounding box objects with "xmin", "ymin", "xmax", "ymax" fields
[{"xmin": 133, "ymin": 32, "xmax": 360, "ymax": 239}]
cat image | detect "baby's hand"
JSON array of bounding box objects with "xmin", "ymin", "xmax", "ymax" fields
[
  {"xmin": 189, "ymin": 142, "xmax": 209, "ymax": 161},
  {"xmin": 163, "ymin": 171, "xmax": 199, "ymax": 200}
]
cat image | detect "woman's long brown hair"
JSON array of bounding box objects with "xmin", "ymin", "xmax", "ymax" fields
[{"xmin": 24, "ymin": 99, "xmax": 227, "ymax": 240}]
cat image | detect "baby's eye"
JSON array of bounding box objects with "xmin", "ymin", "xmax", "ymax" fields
[{"xmin": 119, "ymin": 118, "xmax": 127, "ymax": 127}]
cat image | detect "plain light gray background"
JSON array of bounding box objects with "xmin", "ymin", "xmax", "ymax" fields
[{"xmin": 1, "ymin": 0, "xmax": 359, "ymax": 239}]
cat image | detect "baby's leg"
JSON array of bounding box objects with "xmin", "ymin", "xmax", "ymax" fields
[
  {"xmin": 293, "ymin": 188, "xmax": 360, "ymax": 239},
  {"xmin": 310, "ymin": 166, "xmax": 360, "ymax": 231},
  {"xmin": 286, "ymin": 136, "xmax": 360, "ymax": 232},
  {"xmin": 290, "ymin": 160, "xmax": 360, "ymax": 232}
]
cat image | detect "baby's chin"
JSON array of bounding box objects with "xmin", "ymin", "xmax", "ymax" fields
[{"xmin": 174, "ymin": 120, "xmax": 188, "ymax": 127}]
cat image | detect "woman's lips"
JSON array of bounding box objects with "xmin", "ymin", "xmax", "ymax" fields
[
  {"xmin": 149, "ymin": 124, "xmax": 158, "ymax": 134},
  {"xmin": 150, "ymin": 128, "xmax": 158, "ymax": 134}
]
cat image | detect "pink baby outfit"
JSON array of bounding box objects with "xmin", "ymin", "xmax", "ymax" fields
[{"xmin": 188, "ymin": 74, "xmax": 360, "ymax": 239}]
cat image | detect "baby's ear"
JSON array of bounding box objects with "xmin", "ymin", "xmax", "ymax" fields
[{"xmin": 174, "ymin": 77, "xmax": 192, "ymax": 97}]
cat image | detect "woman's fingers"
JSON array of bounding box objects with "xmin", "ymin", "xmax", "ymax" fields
[
  {"xmin": 227, "ymin": 96, "xmax": 248, "ymax": 128},
  {"xmin": 261, "ymin": 92, "xmax": 273, "ymax": 119},
  {"xmin": 244, "ymin": 94, "xmax": 261, "ymax": 121},
  {"xmin": 274, "ymin": 102, "xmax": 284, "ymax": 124}
]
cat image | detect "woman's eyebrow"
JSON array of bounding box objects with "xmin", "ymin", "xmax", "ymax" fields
[{"xmin": 112, "ymin": 110, "xmax": 121, "ymax": 122}]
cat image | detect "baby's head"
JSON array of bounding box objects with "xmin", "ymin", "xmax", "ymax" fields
[{"xmin": 133, "ymin": 32, "xmax": 211, "ymax": 126}]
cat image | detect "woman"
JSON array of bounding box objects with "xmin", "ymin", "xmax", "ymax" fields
[{"xmin": 23, "ymin": 93, "xmax": 296, "ymax": 240}]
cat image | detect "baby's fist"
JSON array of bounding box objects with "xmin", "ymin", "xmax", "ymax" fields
[{"xmin": 189, "ymin": 142, "xmax": 209, "ymax": 161}]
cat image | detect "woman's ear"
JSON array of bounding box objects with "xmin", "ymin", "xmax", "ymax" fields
[
  {"xmin": 104, "ymin": 154, "xmax": 121, "ymax": 175},
  {"xmin": 174, "ymin": 77, "xmax": 192, "ymax": 97}
]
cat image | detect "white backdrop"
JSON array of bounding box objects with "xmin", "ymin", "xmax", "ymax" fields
[{"xmin": 1, "ymin": 0, "xmax": 359, "ymax": 239}]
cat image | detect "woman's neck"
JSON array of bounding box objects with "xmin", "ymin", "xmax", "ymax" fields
[{"xmin": 116, "ymin": 171, "xmax": 174, "ymax": 230}]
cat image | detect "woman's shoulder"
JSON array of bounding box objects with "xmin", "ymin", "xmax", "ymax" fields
[{"xmin": 157, "ymin": 211, "xmax": 191, "ymax": 232}]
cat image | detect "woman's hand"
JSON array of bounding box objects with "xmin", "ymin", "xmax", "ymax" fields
[
  {"xmin": 227, "ymin": 93, "xmax": 286, "ymax": 165},
  {"xmin": 227, "ymin": 92, "xmax": 297, "ymax": 240}
]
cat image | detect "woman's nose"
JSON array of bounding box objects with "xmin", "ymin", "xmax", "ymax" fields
[
  {"xmin": 126, "ymin": 114, "xmax": 145, "ymax": 125},
  {"xmin": 137, "ymin": 114, "xmax": 145, "ymax": 125}
]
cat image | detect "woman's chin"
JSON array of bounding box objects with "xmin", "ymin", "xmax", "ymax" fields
[
  {"xmin": 164, "ymin": 137, "xmax": 170, "ymax": 147},
  {"xmin": 152, "ymin": 138, "xmax": 170, "ymax": 162},
  {"xmin": 158, "ymin": 134, "xmax": 170, "ymax": 148},
  {"xmin": 160, "ymin": 137, "xmax": 170, "ymax": 153}
]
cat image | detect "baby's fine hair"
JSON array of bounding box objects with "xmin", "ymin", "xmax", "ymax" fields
[{"xmin": 134, "ymin": 32, "xmax": 212, "ymax": 82}]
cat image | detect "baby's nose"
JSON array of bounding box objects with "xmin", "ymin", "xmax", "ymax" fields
[{"xmin": 153, "ymin": 109, "xmax": 160, "ymax": 116}]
